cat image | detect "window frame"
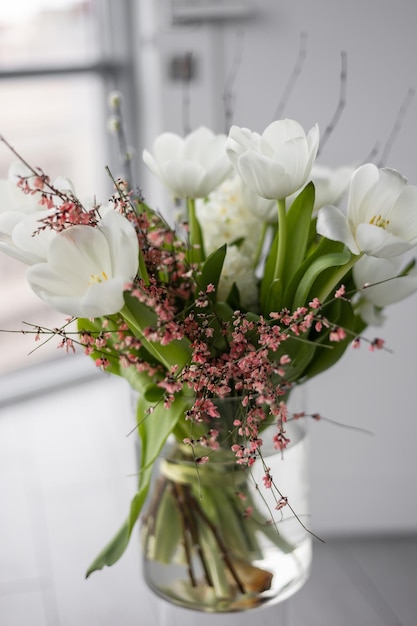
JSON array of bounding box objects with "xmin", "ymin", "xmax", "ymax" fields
[{"xmin": 0, "ymin": 0, "xmax": 139, "ymax": 397}]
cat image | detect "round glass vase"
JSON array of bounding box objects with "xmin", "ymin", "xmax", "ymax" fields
[{"xmin": 141, "ymin": 402, "xmax": 312, "ymax": 613}]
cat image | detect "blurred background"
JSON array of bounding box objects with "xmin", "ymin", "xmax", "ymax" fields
[{"xmin": 0, "ymin": 1, "xmax": 416, "ymax": 624}]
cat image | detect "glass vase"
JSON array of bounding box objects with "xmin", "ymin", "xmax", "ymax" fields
[{"xmin": 141, "ymin": 400, "xmax": 311, "ymax": 613}]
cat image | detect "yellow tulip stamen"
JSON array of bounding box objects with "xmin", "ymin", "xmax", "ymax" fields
[
  {"xmin": 89, "ymin": 271, "xmax": 109, "ymax": 285},
  {"xmin": 369, "ymin": 214, "xmax": 390, "ymax": 229}
]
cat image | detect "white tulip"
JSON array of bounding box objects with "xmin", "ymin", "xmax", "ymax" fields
[
  {"xmin": 310, "ymin": 164, "xmax": 355, "ymax": 211},
  {"xmin": 26, "ymin": 211, "xmax": 139, "ymax": 318},
  {"xmin": 0, "ymin": 161, "xmax": 45, "ymax": 214},
  {"xmin": 142, "ymin": 126, "xmax": 232, "ymax": 199},
  {"xmin": 353, "ymin": 254, "xmax": 417, "ymax": 309},
  {"xmin": 317, "ymin": 163, "xmax": 417, "ymax": 257},
  {"xmin": 0, "ymin": 161, "xmax": 81, "ymax": 264},
  {"xmin": 355, "ymin": 300, "xmax": 386, "ymax": 327},
  {"xmin": 287, "ymin": 163, "xmax": 354, "ymax": 213},
  {"xmin": 0, "ymin": 210, "xmax": 56, "ymax": 264},
  {"xmin": 0, "ymin": 162, "xmax": 54, "ymax": 264},
  {"xmin": 226, "ymin": 119, "xmax": 319, "ymax": 200}
]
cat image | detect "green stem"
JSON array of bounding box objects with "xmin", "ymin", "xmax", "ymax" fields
[
  {"xmin": 273, "ymin": 198, "xmax": 287, "ymax": 283},
  {"xmin": 252, "ymin": 221, "xmax": 269, "ymax": 269},
  {"xmin": 187, "ymin": 197, "xmax": 205, "ymax": 264}
]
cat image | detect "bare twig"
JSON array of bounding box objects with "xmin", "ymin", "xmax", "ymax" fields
[
  {"xmin": 318, "ymin": 50, "xmax": 347, "ymax": 155},
  {"xmin": 377, "ymin": 86, "xmax": 415, "ymax": 167},
  {"xmin": 107, "ymin": 94, "xmax": 136, "ymax": 192},
  {"xmin": 273, "ymin": 31, "xmax": 308, "ymax": 120},
  {"xmin": 223, "ymin": 29, "xmax": 246, "ymax": 132},
  {"xmin": 362, "ymin": 141, "xmax": 380, "ymax": 165},
  {"xmin": 181, "ymin": 52, "xmax": 193, "ymax": 136}
]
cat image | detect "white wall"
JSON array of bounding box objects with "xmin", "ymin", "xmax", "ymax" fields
[{"xmin": 133, "ymin": 0, "xmax": 417, "ymax": 535}]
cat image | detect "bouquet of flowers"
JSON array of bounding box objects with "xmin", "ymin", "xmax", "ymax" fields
[{"xmin": 1, "ymin": 115, "xmax": 417, "ymax": 609}]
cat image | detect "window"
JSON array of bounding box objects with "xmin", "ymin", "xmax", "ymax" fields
[{"xmin": 0, "ymin": 0, "xmax": 137, "ymax": 375}]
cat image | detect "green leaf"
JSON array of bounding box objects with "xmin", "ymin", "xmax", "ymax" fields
[
  {"xmin": 86, "ymin": 390, "xmax": 193, "ymax": 577},
  {"xmin": 301, "ymin": 298, "xmax": 355, "ymax": 380},
  {"xmin": 137, "ymin": 390, "xmax": 192, "ymax": 472},
  {"xmin": 77, "ymin": 317, "xmax": 121, "ymax": 376},
  {"xmin": 119, "ymin": 364, "xmax": 160, "ymax": 396},
  {"xmin": 147, "ymin": 486, "xmax": 183, "ymax": 562},
  {"xmin": 275, "ymin": 335, "xmax": 318, "ymax": 383},
  {"xmin": 86, "ymin": 489, "xmax": 149, "ymax": 577},
  {"xmin": 143, "ymin": 385, "xmax": 165, "ymax": 403},
  {"xmin": 199, "ymin": 244, "xmax": 227, "ymax": 296},
  {"xmin": 122, "ymin": 293, "xmax": 192, "ymax": 371},
  {"xmin": 260, "ymin": 227, "xmax": 279, "ymax": 313},
  {"xmin": 265, "ymin": 278, "xmax": 283, "ymax": 313},
  {"xmin": 293, "ymin": 249, "xmax": 351, "ymax": 309},
  {"xmin": 284, "ymin": 238, "xmax": 337, "ymax": 306},
  {"xmin": 283, "ymin": 182, "xmax": 315, "ymax": 285},
  {"xmin": 206, "ymin": 300, "xmax": 235, "ymax": 353},
  {"xmin": 287, "ymin": 238, "xmax": 350, "ymax": 309},
  {"xmin": 225, "ymin": 282, "xmax": 242, "ymax": 310}
]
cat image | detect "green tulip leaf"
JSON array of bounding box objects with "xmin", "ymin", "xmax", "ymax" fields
[
  {"xmin": 225, "ymin": 282, "xmax": 242, "ymax": 310},
  {"xmin": 301, "ymin": 298, "xmax": 355, "ymax": 380},
  {"xmin": 293, "ymin": 249, "xmax": 351, "ymax": 308},
  {"xmin": 86, "ymin": 389, "xmax": 193, "ymax": 577},
  {"xmin": 283, "ymin": 182, "xmax": 315, "ymax": 284},
  {"xmin": 276, "ymin": 335, "xmax": 318, "ymax": 383},
  {"xmin": 265, "ymin": 278, "xmax": 283, "ymax": 314},
  {"xmin": 284, "ymin": 238, "xmax": 341, "ymax": 306},
  {"xmin": 260, "ymin": 228, "xmax": 279, "ymax": 313},
  {"xmin": 77, "ymin": 317, "xmax": 122, "ymax": 376},
  {"xmin": 123, "ymin": 293, "xmax": 192, "ymax": 371},
  {"xmin": 199, "ymin": 244, "xmax": 227, "ymax": 296},
  {"xmin": 289, "ymin": 238, "xmax": 350, "ymax": 309}
]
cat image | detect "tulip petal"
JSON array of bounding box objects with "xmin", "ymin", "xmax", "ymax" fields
[
  {"xmin": 316, "ymin": 205, "xmax": 360, "ymax": 254},
  {"xmin": 389, "ymin": 185, "xmax": 417, "ymax": 239},
  {"xmin": 348, "ymin": 163, "xmax": 379, "ymax": 226},
  {"xmin": 152, "ymin": 133, "xmax": 184, "ymax": 163},
  {"xmin": 355, "ymin": 223, "xmax": 414, "ymax": 257},
  {"xmin": 262, "ymin": 119, "xmax": 306, "ymax": 146},
  {"xmin": 0, "ymin": 210, "xmax": 53, "ymax": 264},
  {"xmin": 237, "ymin": 151, "xmax": 292, "ymax": 199},
  {"xmin": 142, "ymin": 149, "xmax": 162, "ymax": 179},
  {"xmin": 353, "ymin": 255, "xmax": 417, "ymax": 307},
  {"xmin": 159, "ymin": 160, "xmax": 206, "ymax": 198},
  {"xmin": 228, "ymin": 126, "xmax": 261, "ymax": 154},
  {"xmin": 183, "ymin": 127, "xmax": 215, "ymax": 159},
  {"xmin": 363, "ymin": 168, "xmax": 407, "ymax": 223},
  {"xmin": 270, "ymin": 138, "xmax": 310, "ymax": 189},
  {"xmin": 98, "ymin": 210, "xmax": 140, "ymax": 277}
]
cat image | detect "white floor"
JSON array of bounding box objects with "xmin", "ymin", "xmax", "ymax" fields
[{"xmin": 0, "ymin": 362, "xmax": 416, "ymax": 625}]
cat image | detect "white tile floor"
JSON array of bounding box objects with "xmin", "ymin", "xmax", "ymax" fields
[{"xmin": 0, "ymin": 362, "xmax": 416, "ymax": 625}]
